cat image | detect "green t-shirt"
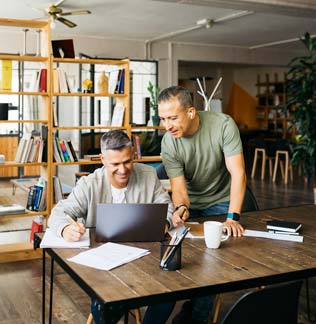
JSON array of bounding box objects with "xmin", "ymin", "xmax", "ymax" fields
[{"xmin": 161, "ymin": 111, "xmax": 242, "ymax": 209}]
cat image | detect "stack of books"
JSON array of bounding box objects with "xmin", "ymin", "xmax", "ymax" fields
[{"xmin": 266, "ymin": 220, "xmax": 302, "ymax": 236}]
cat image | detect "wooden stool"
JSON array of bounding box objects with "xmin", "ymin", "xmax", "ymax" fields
[
  {"xmin": 272, "ymin": 150, "xmax": 293, "ymax": 184},
  {"xmin": 251, "ymin": 148, "xmax": 273, "ymax": 180}
]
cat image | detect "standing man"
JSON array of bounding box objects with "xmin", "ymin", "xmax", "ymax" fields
[{"xmin": 158, "ymin": 86, "xmax": 246, "ymax": 324}]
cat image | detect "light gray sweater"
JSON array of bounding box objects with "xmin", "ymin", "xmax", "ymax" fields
[{"xmin": 48, "ymin": 163, "xmax": 174, "ymax": 237}]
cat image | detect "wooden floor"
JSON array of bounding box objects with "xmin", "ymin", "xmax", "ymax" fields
[{"xmin": 0, "ymin": 174, "xmax": 316, "ymax": 324}]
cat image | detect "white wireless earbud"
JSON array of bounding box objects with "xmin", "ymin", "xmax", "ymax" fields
[{"xmin": 189, "ymin": 112, "xmax": 193, "ymax": 119}]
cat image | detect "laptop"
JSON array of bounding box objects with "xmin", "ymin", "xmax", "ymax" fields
[{"xmin": 95, "ymin": 203, "xmax": 168, "ymax": 242}]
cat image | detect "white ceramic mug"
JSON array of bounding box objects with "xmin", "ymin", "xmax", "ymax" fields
[{"xmin": 204, "ymin": 221, "xmax": 229, "ymax": 249}]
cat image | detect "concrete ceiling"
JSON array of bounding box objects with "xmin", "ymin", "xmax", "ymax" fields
[{"xmin": 1, "ymin": 0, "xmax": 316, "ymax": 51}]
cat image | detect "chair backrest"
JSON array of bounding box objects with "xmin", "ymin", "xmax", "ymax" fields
[
  {"xmin": 241, "ymin": 185, "xmax": 259, "ymax": 212},
  {"xmin": 156, "ymin": 163, "xmax": 168, "ymax": 180},
  {"xmin": 220, "ymin": 280, "xmax": 303, "ymax": 324}
]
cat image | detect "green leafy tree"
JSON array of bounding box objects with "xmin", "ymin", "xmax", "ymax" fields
[{"xmin": 286, "ymin": 32, "xmax": 316, "ymax": 180}]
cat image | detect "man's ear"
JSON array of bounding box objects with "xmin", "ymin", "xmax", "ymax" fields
[
  {"xmin": 188, "ymin": 107, "xmax": 196, "ymax": 119},
  {"xmin": 100, "ymin": 153, "xmax": 106, "ymax": 165}
]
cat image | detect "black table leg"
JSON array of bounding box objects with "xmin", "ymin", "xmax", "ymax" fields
[
  {"xmin": 49, "ymin": 257, "xmax": 54, "ymax": 324},
  {"xmin": 42, "ymin": 248, "xmax": 46, "ymax": 324}
]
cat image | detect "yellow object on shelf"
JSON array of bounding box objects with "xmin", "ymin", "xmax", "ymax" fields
[{"xmin": 1, "ymin": 60, "xmax": 12, "ymax": 91}]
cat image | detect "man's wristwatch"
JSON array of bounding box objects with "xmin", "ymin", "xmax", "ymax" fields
[{"xmin": 227, "ymin": 212, "xmax": 240, "ymax": 221}]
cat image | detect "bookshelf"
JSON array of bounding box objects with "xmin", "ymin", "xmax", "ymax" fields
[
  {"xmin": 0, "ymin": 18, "xmax": 162, "ymax": 262},
  {"xmin": 0, "ymin": 18, "xmax": 51, "ymax": 261},
  {"xmin": 256, "ymin": 73, "xmax": 293, "ymax": 139}
]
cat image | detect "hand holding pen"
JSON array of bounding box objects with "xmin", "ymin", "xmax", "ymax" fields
[
  {"xmin": 172, "ymin": 204, "xmax": 189, "ymax": 227},
  {"xmin": 62, "ymin": 215, "xmax": 86, "ymax": 242}
]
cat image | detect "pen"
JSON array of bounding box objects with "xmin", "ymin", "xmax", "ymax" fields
[
  {"xmin": 160, "ymin": 232, "xmax": 178, "ymax": 267},
  {"xmin": 66, "ymin": 215, "xmax": 81, "ymax": 229},
  {"xmin": 162, "ymin": 227, "xmax": 190, "ymax": 268}
]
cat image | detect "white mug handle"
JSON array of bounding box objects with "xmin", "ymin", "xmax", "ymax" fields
[
  {"xmin": 221, "ymin": 234, "xmax": 229, "ymax": 242},
  {"xmin": 221, "ymin": 226, "xmax": 230, "ymax": 241}
]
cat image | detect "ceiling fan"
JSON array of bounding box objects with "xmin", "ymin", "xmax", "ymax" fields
[{"xmin": 34, "ymin": 0, "xmax": 91, "ymax": 28}]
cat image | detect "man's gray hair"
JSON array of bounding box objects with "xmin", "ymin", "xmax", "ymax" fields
[
  {"xmin": 100, "ymin": 130, "xmax": 132, "ymax": 154},
  {"xmin": 158, "ymin": 86, "xmax": 193, "ymax": 110}
]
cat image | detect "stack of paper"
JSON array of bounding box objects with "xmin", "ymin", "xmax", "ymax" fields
[
  {"xmin": 244, "ymin": 229, "xmax": 303, "ymax": 242},
  {"xmin": 68, "ymin": 242, "xmax": 150, "ymax": 270},
  {"xmin": 169, "ymin": 223, "xmax": 204, "ymax": 239},
  {"xmin": 40, "ymin": 228, "xmax": 90, "ymax": 248}
]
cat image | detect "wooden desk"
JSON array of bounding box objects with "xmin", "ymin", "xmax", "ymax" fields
[{"xmin": 37, "ymin": 205, "xmax": 316, "ymax": 323}]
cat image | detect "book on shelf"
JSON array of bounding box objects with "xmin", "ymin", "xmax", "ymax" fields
[
  {"xmin": 41, "ymin": 125, "xmax": 48, "ymax": 162},
  {"xmin": 0, "ymin": 204, "xmax": 25, "ymax": 215},
  {"xmin": 26, "ymin": 183, "xmax": 46, "ymax": 211},
  {"xmin": 266, "ymin": 220, "xmax": 302, "ymax": 233},
  {"xmin": 39, "ymin": 68, "xmax": 47, "ymax": 92},
  {"xmin": 1, "ymin": 60, "xmax": 12, "ymax": 91},
  {"xmin": 53, "ymin": 176, "xmax": 64, "ymax": 204},
  {"xmin": 53, "ymin": 135, "xmax": 64, "ymax": 162},
  {"xmin": 53, "ymin": 68, "xmax": 60, "ymax": 93},
  {"xmin": 59, "ymin": 140, "xmax": 71, "ymax": 162},
  {"xmin": 26, "ymin": 186, "xmax": 36, "ymax": 211},
  {"xmin": 133, "ymin": 134, "xmax": 142, "ymax": 159},
  {"xmin": 66, "ymin": 140, "xmax": 78, "ymax": 162},
  {"xmin": 108, "ymin": 69, "xmax": 120, "ymax": 94},
  {"xmin": 57, "ymin": 67, "xmax": 73, "ymax": 93},
  {"xmin": 27, "ymin": 135, "xmax": 39, "ymax": 162},
  {"xmin": 53, "ymin": 101, "xmax": 59, "ymax": 126},
  {"xmin": 14, "ymin": 133, "xmax": 27, "ymax": 162},
  {"xmin": 114, "ymin": 69, "xmax": 124, "ymax": 94},
  {"xmin": 111, "ymin": 103, "xmax": 125, "ymax": 126},
  {"xmin": 83, "ymin": 154, "xmax": 101, "ymax": 161},
  {"xmin": 21, "ymin": 136, "xmax": 34, "ymax": 163},
  {"xmin": 118, "ymin": 69, "xmax": 125, "ymax": 94},
  {"xmin": 63, "ymin": 141, "xmax": 75, "ymax": 162}
]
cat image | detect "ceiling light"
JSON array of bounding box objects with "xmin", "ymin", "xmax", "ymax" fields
[
  {"xmin": 50, "ymin": 16, "xmax": 56, "ymax": 29},
  {"xmin": 196, "ymin": 18, "xmax": 213, "ymax": 29}
]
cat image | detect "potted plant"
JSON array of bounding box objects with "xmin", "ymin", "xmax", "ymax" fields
[
  {"xmin": 286, "ymin": 32, "xmax": 316, "ymax": 182},
  {"xmin": 147, "ymin": 81, "xmax": 160, "ymax": 126}
]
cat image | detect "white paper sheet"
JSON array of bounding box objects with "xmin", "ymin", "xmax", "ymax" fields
[
  {"xmin": 244, "ymin": 229, "xmax": 303, "ymax": 242},
  {"xmin": 169, "ymin": 223, "xmax": 204, "ymax": 239},
  {"xmin": 67, "ymin": 242, "xmax": 150, "ymax": 270},
  {"xmin": 40, "ymin": 228, "xmax": 90, "ymax": 248}
]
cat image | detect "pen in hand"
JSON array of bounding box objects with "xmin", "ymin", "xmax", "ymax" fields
[
  {"xmin": 66, "ymin": 215, "xmax": 82, "ymax": 229},
  {"xmin": 64, "ymin": 215, "xmax": 86, "ymax": 242}
]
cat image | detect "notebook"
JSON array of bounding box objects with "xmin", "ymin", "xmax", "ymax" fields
[
  {"xmin": 266, "ymin": 220, "xmax": 302, "ymax": 233},
  {"xmin": 95, "ymin": 203, "xmax": 168, "ymax": 242}
]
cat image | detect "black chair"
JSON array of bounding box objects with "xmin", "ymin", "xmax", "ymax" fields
[
  {"xmin": 220, "ymin": 280, "xmax": 303, "ymax": 324},
  {"xmin": 156, "ymin": 163, "xmax": 168, "ymax": 179},
  {"xmin": 241, "ymin": 185, "xmax": 259, "ymax": 212},
  {"xmin": 212, "ymin": 185, "xmax": 259, "ymax": 323}
]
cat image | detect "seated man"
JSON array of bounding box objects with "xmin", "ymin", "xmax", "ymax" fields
[{"xmin": 48, "ymin": 130, "xmax": 174, "ymax": 324}]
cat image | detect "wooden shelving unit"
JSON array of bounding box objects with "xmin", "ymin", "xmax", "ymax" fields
[
  {"xmin": 0, "ymin": 18, "xmax": 51, "ymax": 262},
  {"xmin": 256, "ymin": 73, "xmax": 294, "ymax": 139}
]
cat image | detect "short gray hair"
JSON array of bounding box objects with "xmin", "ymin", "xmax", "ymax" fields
[
  {"xmin": 158, "ymin": 86, "xmax": 193, "ymax": 110},
  {"xmin": 100, "ymin": 130, "xmax": 132, "ymax": 154}
]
